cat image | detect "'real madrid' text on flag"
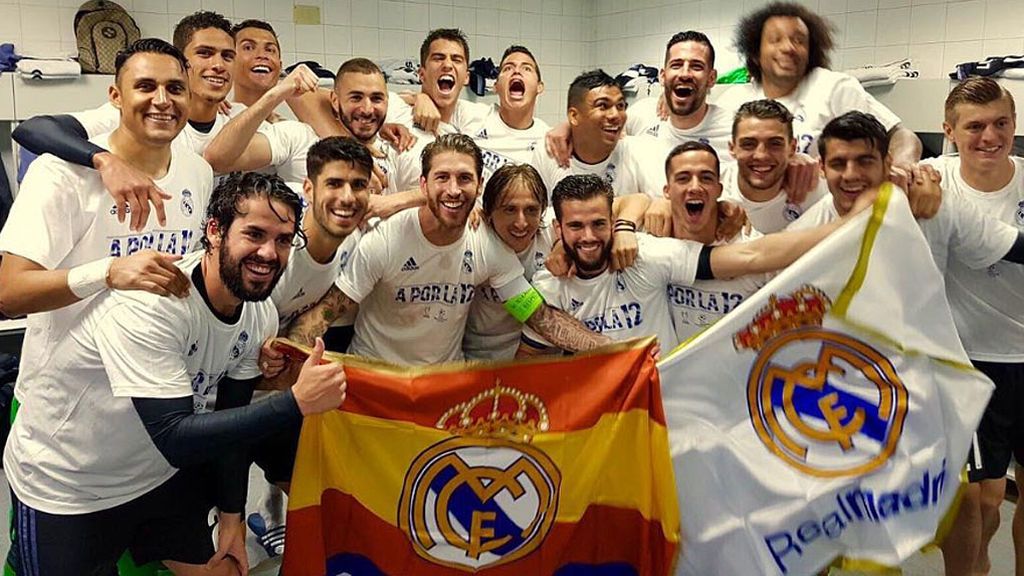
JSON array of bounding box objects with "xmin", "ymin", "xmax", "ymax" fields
[{"xmin": 661, "ymin": 184, "xmax": 994, "ymax": 576}]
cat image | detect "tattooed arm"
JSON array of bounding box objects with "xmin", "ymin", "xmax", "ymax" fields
[
  {"xmin": 524, "ymin": 305, "xmax": 611, "ymax": 353},
  {"xmin": 285, "ymin": 285, "xmax": 359, "ymax": 347}
]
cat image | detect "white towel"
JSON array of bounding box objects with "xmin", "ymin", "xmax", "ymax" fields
[{"xmin": 16, "ymin": 58, "xmax": 81, "ymax": 79}]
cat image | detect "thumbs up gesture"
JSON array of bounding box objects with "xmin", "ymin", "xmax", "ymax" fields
[{"xmin": 291, "ymin": 337, "xmax": 347, "ymax": 415}]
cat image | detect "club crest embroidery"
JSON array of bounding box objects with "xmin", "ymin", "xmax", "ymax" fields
[{"xmin": 398, "ymin": 381, "xmax": 561, "ymax": 571}]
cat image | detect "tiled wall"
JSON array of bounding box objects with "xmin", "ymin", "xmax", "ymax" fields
[
  {"xmin": 3, "ymin": 0, "xmax": 1023, "ymax": 123},
  {"xmin": 587, "ymin": 0, "xmax": 1024, "ymax": 89},
  {"xmin": 0, "ymin": 0, "xmax": 590, "ymax": 125}
]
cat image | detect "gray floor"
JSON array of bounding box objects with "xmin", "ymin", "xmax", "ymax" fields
[{"xmin": 0, "ymin": 478, "xmax": 1016, "ymax": 575}]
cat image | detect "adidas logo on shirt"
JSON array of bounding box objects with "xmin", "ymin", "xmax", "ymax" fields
[
  {"xmin": 476, "ymin": 128, "xmax": 488, "ymax": 139},
  {"xmin": 570, "ymin": 298, "xmax": 584, "ymax": 312},
  {"xmin": 291, "ymin": 288, "xmax": 306, "ymax": 301},
  {"xmin": 401, "ymin": 257, "xmax": 419, "ymax": 271}
]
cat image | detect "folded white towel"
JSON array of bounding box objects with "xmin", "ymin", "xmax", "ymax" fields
[{"xmin": 16, "ymin": 58, "xmax": 81, "ymax": 79}]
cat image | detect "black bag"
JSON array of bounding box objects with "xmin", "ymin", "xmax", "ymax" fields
[{"xmin": 74, "ymin": 0, "xmax": 140, "ymax": 74}]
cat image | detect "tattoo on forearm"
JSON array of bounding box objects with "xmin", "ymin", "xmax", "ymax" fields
[
  {"xmin": 286, "ymin": 286, "xmax": 356, "ymax": 346},
  {"xmin": 525, "ymin": 306, "xmax": 610, "ymax": 352}
]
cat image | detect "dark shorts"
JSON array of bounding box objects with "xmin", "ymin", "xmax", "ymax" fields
[
  {"xmin": 10, "ymin": 470, "xmax": 216, "ymax": 575},
  {"xmin": 967, "ymin": 360, "xmax": 1024, "ymax": 482}
]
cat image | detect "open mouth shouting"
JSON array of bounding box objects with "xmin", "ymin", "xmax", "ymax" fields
[
  {"xmin": 437, "ymin": 74, "xmax": 457, "ymax": 96},
  {"xmin": 508, "ymin": 77, "xmax": 526, "ymax": 100},
  {"xmin": 682, "ymin": 198, "xmax": 707, "ymax": 227},
  {"xmin": 672, "ymin": 84, "xmax": 695, "ymax": 99}
]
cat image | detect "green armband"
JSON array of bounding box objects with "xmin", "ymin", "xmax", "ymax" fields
[{"xmin": 504, "ymin": 286, "xmax": 545, "ymax": 323}]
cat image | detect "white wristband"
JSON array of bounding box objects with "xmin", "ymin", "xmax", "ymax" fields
[{"xmin": 67, "ymin": 257, "xmax": 114, "ymax": 299}]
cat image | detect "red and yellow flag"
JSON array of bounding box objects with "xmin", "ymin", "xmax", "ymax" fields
[{"xmin": 277, "ymin": 338, "xmax": 680, "ymax": 576}]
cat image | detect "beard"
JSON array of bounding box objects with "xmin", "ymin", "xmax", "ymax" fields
[
  {"xmin": 218, "ymin": 239, "xmax": 283, "ymax": 302},
  {"xmin": 567, "ymin": 241, "xmax": 611, "ymax": 276},
  {"xmin": 340, "ymin": 111, "xmax": 381, "ymax": 143}
]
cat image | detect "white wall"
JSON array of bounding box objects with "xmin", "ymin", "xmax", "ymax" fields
[
  {"xmin": 587, "ymin": 0, "xmax": 1024, "ymax": 87},
  {"xmin": 2, "ymin": 0, "xmax": 1023, "ymax": 124},
  {"xmin": 0, "ymin": 0, "xmax": 591, "ymax": 125}
]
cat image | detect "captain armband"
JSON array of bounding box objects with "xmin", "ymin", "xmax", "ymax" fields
[{"xmin": 504, "ymin": 286, "xmax": 545, "ymax": 323}]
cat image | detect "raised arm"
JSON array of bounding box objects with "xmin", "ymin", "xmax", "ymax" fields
[
  {"xmin": 288, "ymin": 87, "xmax": 347, "ymax": 137},
  {"xmin": 204, "ymin": 64, "xmax": 319, "ymax": 173}
]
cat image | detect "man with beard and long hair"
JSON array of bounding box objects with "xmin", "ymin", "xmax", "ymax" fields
[
  {"xmin": 286, "ymin": 134, "xmax": 611, "ymax": 365},
  {"xmin": 4, "ymin": 172, "xmax": 347, "ymax": 576},
  {"xmin": 517, "ymin": 169, "xmax": 873, "ymax": 356}
]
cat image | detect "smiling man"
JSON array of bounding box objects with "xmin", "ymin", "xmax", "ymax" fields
[
  {"xmin": 518, "ymin": 169, "xmax": 869, "ymax": 356},
  {"xmin": 286, "ymin": 134, "xmax": 610, "ymax": 366},
  {"xmin": 530, "ymin": 69, "xmax": 638, "ymax": 197},
  {"xmin": 231, "ymin": 20, "xmax": 283, "ymax": 111}
]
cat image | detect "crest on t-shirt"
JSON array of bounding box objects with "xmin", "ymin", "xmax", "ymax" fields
[
  {"xmin": 462, "ymin": 250, "xmax": 474, "ymax": 273},
  {"xmin": 605, "ymin": 163, "xmax": 617, "ymax": 185},
  {"xmin": 1015, "ymin": 200, "xmax": 1024, "ymax": 226},
  {"xmin": 230, "ymin": 331, "xmax": 250, "ymax": 360},
  {"xmin": 181, "ymin": 189, "xmax": 194, "ymax": 216},
  {"xmin": 533, "ymin": 251, "xmax": 546, "ymax": 270},
  {"xmin": 187, "ymin": 340, "xmax": 199, "ymax": 357},
  {"xmin": 784, "ymin": 201, "xmax": 803, "ymax": 222},
  {"xmin": 615, "ymin": 272, "xmax": 626, "ymax": 293}
]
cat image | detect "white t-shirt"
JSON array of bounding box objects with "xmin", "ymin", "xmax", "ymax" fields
[
  {"xmin": 530, "ymin": 137, "xmax": 640, "ymax": 198},
  {"xmin": 0, "ymin": 133, "xmax": 213, "ymax": 402},
  {"xmin": 463, "ymin": 103, "xmax": 549, "ymax": 181},
  {"xmin": 720, "ymin": 164, "xmax": 829, "ymax": 234},
  {"xmin": 272, "ymin": 230, "xmax": 361, "ymax": 331},
  {"xmin": 336, "ymin": 208, "xmax": 526, "ymax": 365},
  {"xmin": 925, "ymin": 155, "xmax": 1024, "ymax": 361},
  {"xmin": 789, "ymin": 189, "xmax": 1017, "ymax": 276},
  {"xmin": 385, "ymin": 94, "xmax": 490, "ymax": 135},
  {"xmin": 668, "ymin": 227, "xmax": 769, "ymax": 343},
  {"xmin": 523, "ymin": 233, "xmax": 702, "ymax": 351},
  {"xmin": 4, "ymin": 251, "xmax": 278, "ymax": 514},
  {"xmin": 391, "ymin": 127, "xmax": 437, "ymax": 195},
  {"xmin": 714, "ymin": 68, "xmax": 902, "ymax": 158},
  {"xmin": 72, "ymin": 102, "xmax": 246, "ymax": 156},
  {"xmin": 626, "ymin": 105, "xmax": 734, "ymax": 199},
  {"xmin": 624, "ymin": 94, "xmax": 661, "ymax": 136},
  {"xmin": 463, "ymin": 209, "xmax": 557, "ymax": 360}
]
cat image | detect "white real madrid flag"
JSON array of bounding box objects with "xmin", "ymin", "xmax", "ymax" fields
[{"xmin": 661, "ymin": 184, "xmax": 994, "ymax": 576}]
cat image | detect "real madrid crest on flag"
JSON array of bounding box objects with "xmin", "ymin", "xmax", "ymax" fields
[
  {"xmin": 661, "ymin": 185, "xmax": 994, "ymax": 576},
  {"xmin": 279, "ymin": 338, "xmax": 680, "ymax": 576}
]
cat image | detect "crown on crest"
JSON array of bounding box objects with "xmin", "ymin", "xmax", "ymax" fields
[
  {"xmin": 733, "ymin": 285, "xmax": 831, "ymax": 351},
  {"xmin": 436, "ymin": 379, "xmax": 549, "ymax": 443}
]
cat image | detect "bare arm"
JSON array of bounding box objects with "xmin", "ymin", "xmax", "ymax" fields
[
  {"xmin": 285, "ymin": 285, "xmax": 359, "ymax": 347},
  {"xmin": 205, "ymin": 65, "xmax": 318, "ymax": 172},
  {"xmin": 362, "ymin": 188, "xmax": 426, "ymax": 223},
  {"xmin": 288, "ymin": 88, "xmax": 348, "ymax": 138},
  {"xmin": 0, "ymin": 251, "xmax": 190, "ymax": 318},
  {"xmin": 888, "ymin": 125, "xmax": 923, "ymax": 170},
  {"xmin": 524, "ymin": 304, "xmax": 611, "ymax": 353},
  {"xmin": 708, "ymin": 192, "xmax": 874, "ymax": 279},
  {"xmin": 609, "ymin": 194, "xmax": 649, "ymax": 271}
]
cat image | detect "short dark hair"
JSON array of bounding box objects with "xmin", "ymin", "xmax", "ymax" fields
[
  {"xmin": 482, "ymin": 163, "xmax": 548, "ymax": 219},
  {"xmin": 231, "ymin": 19, "xmax": 279, "ymax": 47},
  {"xmin": 664, "ymin": 141, "xmax": 721, "ymax": 180},
  {"xmin": 732, "ymin": 99, "xmax": 795, "ymax": 140},
  {"xmin": 945, "ymin": 76, "xmax": 1016, "ymax": 126},
  {"xmin": 500, "ymin": 45, "xmax": 541, "ymax": 82},
  {"xmin": 665, "ymin": 30, "xmax": 715, "ymax": 68},
  {"xmin": 173, "ymin": 11, "xmax": 233, "ymax": 52},
  {"xmin": 335, "ymin": 57, "xmax": 384, "ymax": 82},
  {"xmin": 419, "ymin": 28, "xmax": 470, "ymax": 67},
  {"xmin": 818, "ymin": 111, "xmax": 890, "ymax": 159},
  {"xmin": 114, "ymin": 38, "xmax": 187, "ymax": 81},
  {"xmin": 421, "ymin": 134, "xmax": 484, "ymax": 181},
  {"xmin": 568, "ymin": 69, "xmax": 620, "ymax": 111},
  {"xmin": 306, "ymin": 137, "xmax": 374, "ymax": 183},
  {"xmin": 551, "ymin": 174, "xmax": 614, "ymax": 221},
  {"xmin": 735, "ymin": 2, "xmax": 835, "ymax": 83},
  {"xmin": 201, "ymin": 172, "xmax": 305, "ymax": 253}
]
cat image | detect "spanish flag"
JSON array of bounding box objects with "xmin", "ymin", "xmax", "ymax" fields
[{"xmin": 278, "ymin": 338, "xmax": 680, "ymax": 576}]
